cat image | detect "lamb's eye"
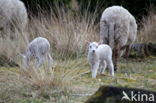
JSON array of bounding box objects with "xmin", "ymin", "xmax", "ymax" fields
[
  {"xmin": 89, "ymin": 46, "xmax": 92, "ymax": 48},
  {"xmin": 96, "ymin": 46, "xmax": 98, "ymax": 48}
]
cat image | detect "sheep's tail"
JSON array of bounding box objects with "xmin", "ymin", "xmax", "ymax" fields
[{"xmin": 108, "ymin": 23, "xmax": 115, "ymax": 48}]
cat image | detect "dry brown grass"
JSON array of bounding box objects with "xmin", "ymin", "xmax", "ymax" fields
[
  {"xmin": 0, "ymin": 6, "xmax": 99, "ymax": 102},
  {"xmin": 137, "ymin": 10, "xmax": 156, "ymax": 43},
  {"xmin": 1, "ymin": 4, "xmax": 156, "ymax": 103},
  {"xmin": 0, "ymin": 6, "xmax": 98, "ymax": 60},
  {"xmin": 27, "ymin": 8, "xmax": 98, "ymax": 58},
  {"xmin": 20, "ymin": 65, "xmax": 81, "ymax": 90}
]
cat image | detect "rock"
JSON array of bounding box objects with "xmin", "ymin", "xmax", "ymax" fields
[
  {"xmin": 0, "ymin": 55, "xmax": 19, "ymax": 67},
  {"xmin": 128, "ymin": 43, "xmax": 149, "ymax": 58},
  {"xmin": 85, "ymin": 86, "xmax": 156, "ymax": 103},
  {"xmin": 147, "ymin": 43, "xmax": 156, "ymax": 56},
  {"xmin": 125, "ymin": 43, "xmax": 156, "ymax": 58}
]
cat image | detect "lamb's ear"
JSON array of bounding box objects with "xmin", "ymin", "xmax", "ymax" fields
[
  {"xmin": 85, "ymin": 40, "xmax": 90, "ymax": 46},
  {"xmin": 98, "ymin": 41, "xmax": 103, "ymax": 45},
  {"xmin": 87, "ymin": 41, "xmax": 90, "ymax": 45}
]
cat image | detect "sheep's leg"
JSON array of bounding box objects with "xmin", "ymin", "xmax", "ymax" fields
[
  {"xmin": 125, "ymin": 45, "xmax": 131, "ymax": 59},
  {"xmin": 106, "ymin": 58, "xmax": 114, "ymax": 77},
  {"xmin": 99, "ymin": 60, "xmax": 107, "ymax": 74},
  {"xmin": 47, "ymin": 53, "xmax": 53, "ymax": 69},
  {"xmin": 113, "ymin": 47, "xmax": 119, "ymax": 71},
  {"xmin": 91, "ymin": 62, "xmax": 99, "ymax": 78},
  {"xmin": 112, "ymin": 49, "xmax": 116, "ymax": 71}
]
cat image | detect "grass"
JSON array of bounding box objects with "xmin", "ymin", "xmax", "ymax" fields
[
  {"xmin": 0, "ymin": 56, "xmax": 156, "ymax": 103},
  {"xmin": 1, "ymin": 4, "xmax": 98, "ymax": 103},
  {"xmin": 137, "ymin": 10, "xmax": 156, "ymax": 43},
  {"xmin": 0, "ymin": 3, "xmax": 156, "ymax": 103}
]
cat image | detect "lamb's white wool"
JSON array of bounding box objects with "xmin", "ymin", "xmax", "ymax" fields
[
  {"xmin": 100, "ymin": 6, "xmax": 137, "ymax": 70},
  {"xmin": 23, "ymin": 37, "xmax": 53, "ymax": 69},
  {"xmin": 0, "ymin": 0, "xmax": 28, "ymax": 38},
  {"xmin": 87, "ymin": 42, "xmax": 114, "ymax": 78}
]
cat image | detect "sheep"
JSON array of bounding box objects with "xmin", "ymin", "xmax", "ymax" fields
[
  {"xmin": 100, "ymin": 6, "xmax": 137, "ymax": 71},
  {"xmin": 0, "ymin": 0, "xmax": 28, "ymax": 39},
  {"xmin": 22, "ymin": 37, "xmax": 53, "ymax": 69},
  {"xmin": 87, "ymin": 42, "xmax": 114, "ymax": 78}
]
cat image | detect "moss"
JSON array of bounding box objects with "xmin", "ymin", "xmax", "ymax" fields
[
  {"xmin": 86, "ymin": 86, "xmax": 156, "ymax": 103},
  {"xmin": 93, "ymin": 90, "xmax": 102, "ymax": 97}
]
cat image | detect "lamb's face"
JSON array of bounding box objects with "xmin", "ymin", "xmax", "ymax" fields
[{"xmin": 88, "ymin": 42, "xmax": 98, "ymax": 54}]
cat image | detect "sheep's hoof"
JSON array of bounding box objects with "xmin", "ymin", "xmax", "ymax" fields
[{"xmin": 114, "ymin": 68, "xmax": 117, "ymax": 72}]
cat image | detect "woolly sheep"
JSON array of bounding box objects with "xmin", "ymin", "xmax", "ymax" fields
[
  {"xmin": 22, "ymin": 37, "xmax": 53, "ymax": 69},
  {"xmin": 100, "ymin": 6, "xmax": 137, "ymax": 71},
  {"xmin": 87, "ymin": 42, "xmax": 114, "ymax": 78},
  {"xmin": 0, "ymin": 0, "xmax": 27, "ymax": 39}
]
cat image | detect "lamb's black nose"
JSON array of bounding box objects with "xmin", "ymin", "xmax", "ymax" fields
[{"xmin": 92, "ymin": 50, "xmax": 95, "ymax": 53}]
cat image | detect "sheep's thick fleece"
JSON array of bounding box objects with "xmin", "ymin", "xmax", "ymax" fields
[
  {"xmin": 0, "ymin": 0, "xmax": 27, "ymax": 38},
  {"xmin": 100, "ymin": 6, "xmax": 137, "ymax": 49}
]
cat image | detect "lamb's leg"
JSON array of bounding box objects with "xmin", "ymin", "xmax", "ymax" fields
[
  {"xmin": 91, "ymin": 62, "xmax": 99, "ymax": 78},
  {"xmin": 23, "ymin": 56, "xmax": 29, "ymax": 69},
  {"xmin": 99, "ymin": 60, "xmax": 107, "ymax": 74},
  {"xmin": 98, "ymin": 61, "xmax": 103, "ymax": 74},
  {"xmin": 36, "ymin": 56, "xmax": 44, "ymax": 69},
  {"xmin": 47, "ymin": 53, "xmax": 53, "ymax": 69},
  {"xmin": 106, "ymin": 58, "xmax": 114, "ymax": 77},
  {"xmin": 98, "ymin": 63, "xmax": 102, "ymax": 74}
]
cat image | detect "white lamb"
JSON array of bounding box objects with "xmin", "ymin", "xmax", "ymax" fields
[
  {"xmin": 0, "ymin": 0, "xmax": 28, "ymax": 39},
  {"xmin": 87, "ymin": 42, "xmax": 114, "ymax": 78},
  {"xmin": 22, "ymin": 37, "xmax": 53, "ymax": 69},
  {"xmin": 100, "ymin": 6, "xmax": 137, "ymax": 71}
]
